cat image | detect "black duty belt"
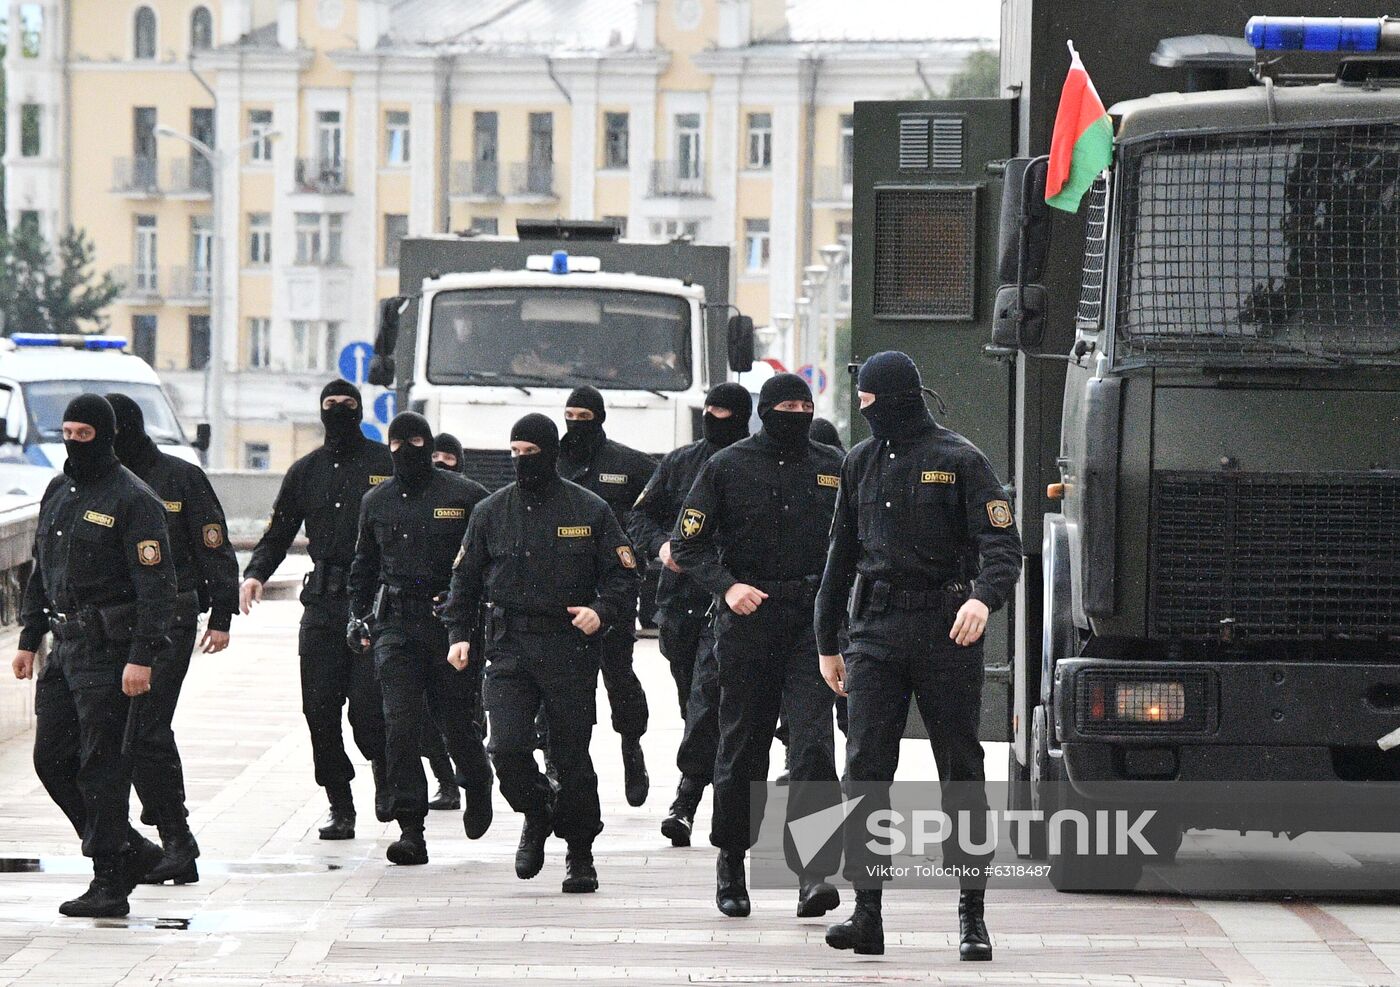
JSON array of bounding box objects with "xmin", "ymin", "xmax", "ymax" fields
[
  {"xmin": 749, "ymin": 576, "xmax": 821, "ymax": 601},
  {"xmin": 852, "ymin": 574, "xmax": 971, "ymax": 619},
  {"xmin": 485, "ymin": 604, "xmax": 577, "ymax": 636},
  {"xmin": 304, "ymin": 562, "xmax": 351, "ymax": 597},
  {"xmin": 373, "ymin": 583, "xmax": 447, "ymax": 620}
]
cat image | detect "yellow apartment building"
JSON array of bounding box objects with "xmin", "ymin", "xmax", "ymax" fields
[{"xmin": 3, "ymin": 0, "xmax": 992, "ymax": 468}]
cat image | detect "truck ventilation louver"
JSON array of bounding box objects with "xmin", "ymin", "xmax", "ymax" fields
[{"xmin": 897, "ymin": 116, "xmax": 964, "ymax": 171}]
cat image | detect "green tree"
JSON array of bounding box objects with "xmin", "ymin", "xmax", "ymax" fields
[
  {"xmin": 946, "ymin": 48, "xmax": 1000, "ymax": 99},
  {"xmin": 0, "ymin": 226, "xmax": 122, "ymax": 334}
]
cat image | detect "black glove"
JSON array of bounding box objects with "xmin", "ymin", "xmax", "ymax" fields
[{"xmin": 346, "ymin": 617, "xmax": 371, "ymax": 654}]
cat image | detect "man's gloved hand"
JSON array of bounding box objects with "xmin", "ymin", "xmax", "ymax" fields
[{"xmin": 346, "ymin": 617, "xmax": 371, "ymax": 654}]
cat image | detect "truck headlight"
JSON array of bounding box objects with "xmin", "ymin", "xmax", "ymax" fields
[{"xmin": 1075, "ymin": 670, "xmax": 1211, "ymax": 733}]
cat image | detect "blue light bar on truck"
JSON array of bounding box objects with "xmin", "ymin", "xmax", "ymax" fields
[
  {"xmin": 11, "ymin": 333, "xmax": 127, "ymax": 350},
  {"xmin": 524, "ymin": 252, "xmax": 602, "ymax": 274},
  {"xmin": 1245, "ymin": 15, "xmax": 1397, "ymax": 52}
]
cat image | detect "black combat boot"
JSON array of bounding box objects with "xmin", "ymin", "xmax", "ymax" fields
[
  {"xmin": 386, "ymin": 822, "xmax": 429, "ymax": 866},
  {"xmin": 426, "ymin": 751, "xmax": 460, "ymax": 810},
  {"xmin": 958, "ymin": 889, "xmax": 992, "ymax": 961},
  {"xmin": 318, "ymin": 784, "xmax": 356, "ymax": 841},
  {"xmin": 660, "ymin": 775, "xmax": 705, "ymax": 847},
  {"xmin": 60, "ymin": 857, "xmax": 129, "ymax": 918},
  {"xmin": 825, "ymin": 888, "xmax": 885, "ymax": 955},
  {"xmin": 371, "ymin": 758, "xmax": 394, "ymax": 823},
  {"xmin": 796, "ymin": 876, "xmax": 840, "ymax": 918},
  {"xmin": 715, "ymin": 850, "xmax": 751, "ymax": 917},
  {"xmin": 561, "ymin": 842, "xmax": 599, "ymax": 894},
  {"xmin": 515, "ymin": 805, "xmax": 554, "ymax": 880},
  {"xmin": 142, "ymin": 811, "xmax": 200, "ymax": 885},
  {"xmin": 120, "ymin": 831, "xmax": 165, "ymax": 894},
  {"xmin": 462, "ymin": 782, "xmax": 493, "ymax": 840},
  {"xmin": 621, "ymin": 735, "xmax": 649, "ymax": 807}
]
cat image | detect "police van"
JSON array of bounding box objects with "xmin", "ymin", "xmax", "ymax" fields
[{"xmin": 0, "ymin": 334, "xmax": 206, "ymax": 474}]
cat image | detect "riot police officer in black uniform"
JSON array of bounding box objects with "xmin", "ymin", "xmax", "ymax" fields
[
  {"xmin": 816, "ymin": 351, "xmax": 1022, "ymax": 961},
  {"xmin": 106, "ymin": 392, "xmax": 239, "ymax": 886},
  {"xmin": 443, "ymin": 414, "xmax": 637, "ymax": 893},
  {"xmin": 629, "ymin": 382, "xmax": 752, "ymax": 847},
  {"xmin": 431, "ymin": 432, "xmax": 464, "ymax": 473},
  {"xmin": 670, "ymin": 373, "xmax": 844, "ymax": 920},
  {"xmin": 13, "ymin": 394, "xmax": 177, "ymax": 917},
  {"xmin": 241, "ymin": 379, "xmax": 390, "ymax": 840},
  {"xmin": 556, "ymin": 385, "xmax": 653, "ymax": 806},
  {"xmin": 422, "ymin": 430, "xmax": 468, "ymax": 811},
  {"xmin": 348, "ymin": 412, "xmax": 493, "ymax": 864}
]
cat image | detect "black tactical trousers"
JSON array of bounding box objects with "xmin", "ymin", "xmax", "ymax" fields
[
  {"xmin": 373, "ymin": 612, "xmax": 492, "ymax": 825},
  {"xmin": 299, "ymin": 599, "xmax": 386, "ymax": 794},
  {"xmin": 599, "ymin": 609, "xmax": 648, "ymax": 739},
  {"xmin": 657, "ymin": 607, "xmax": 707, "ymax": 718},
  {"xmin": 33, "ymin": 636, "xmax": 134, "ymax": 859},
  {"xmin": 420, "ymin": 636, "xmax": 485, "ymax": 776},
  {"xmin": 842, "ymin": 610, "xmax": 989, "ymax": 890},
  {"xmin": 709, "ymin": 597, "xmax": 839, "ymax": 878},
  {"xmin": 666, "ymin": 614, "xmax": 720, "ymax": 784},
  {"xmin": 485, "ymin": 625, "xmax": 602, "ymax": 845},
  {"xmin": 129, "ymin": 624, "xmax": 199, "ymax": 827}
]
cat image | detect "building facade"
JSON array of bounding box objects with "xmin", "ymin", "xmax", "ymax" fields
[{"xmin": 3, "ymin": 0, "xmax": 989, "ymax": 469}]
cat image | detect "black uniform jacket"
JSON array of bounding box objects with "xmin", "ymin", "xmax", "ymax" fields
[
  {"xmin": 20, "ymin": 461, "xmax": 178, "ymax": 666},
  {"xmin": 244, "ymin": 436, "xmax": 393, "ymax": 610},
  {"xmin": 558, "ymin": 431, "xmax": 654, "ymax": 543},
  {"xmin": 628, "ymin": 437, "xmax": 723, "ymax": 616},
  {"xmin": 348, "ymin": 469, "xmax": 490, "ymax": 618},
  {"xmin": 669, "ymin": 432, "xmax": 844, "ymax": 599},
  {"xmin": 124, "ymin": 442, "xmax": 240, "ymax": 631},
  {"xmin": 442, "ymin": 476, "xmax": 639, "ymax": 646},
  {"xmin": 815, "ymin": 423, "xmax": 1024, "ymax": 656}
]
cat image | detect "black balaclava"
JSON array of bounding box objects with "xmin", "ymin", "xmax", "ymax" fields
[
  {"xmin": 702, "ymin": 382, "xmax": 752, "ymax": 448},
  {"xmin": 510, "ymin": 413, "xmax": 560, "ymax": 493},
  {"xmin": 62, "ymin": 394, "xmax": 119, "ymax": 482},
  {"xmin": 857, "ymin": 350, "xmax": 934, "ymax": 441},
  {"xmin": 560, "ymin": 384, "xmax": 607, "ymax": 460},
  {"xmin": 810, "ymin": 417, "xmax": 845, "ymax": 453},
  {"xmin": 320, "ymin": 378, "xmax": 364, "ymax": 451},
  {"xmin": 388, "ymin": 412, "xmax": 435, "ymax": 487},
  {"xmin": 757, "ymin": 373, "xmax": 814, "ymax": 455},
  {"xmin": 434, "ymin": 432, "xmax": 464, "ymax": 473},
  {"xmin": 105, "ymin": 391, "xmax": 159, "ymax": 470}
]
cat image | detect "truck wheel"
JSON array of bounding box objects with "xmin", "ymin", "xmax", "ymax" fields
[
  {"xmin": 1018, "ymin": 705, "xmax": 1051, "ymax": 860},
  {"xmin": 1141, "ymin": 811, "xmax": 1183, "ymax": 864},
  {"xmin": 1046, "ymin": 781, "xmax": 1146, "ymax": 893}
]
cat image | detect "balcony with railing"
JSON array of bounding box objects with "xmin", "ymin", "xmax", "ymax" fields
[
  {"xmin": 813, "ymin": 165, "xmax": 854, "ymax": 204},
  {"xmin": 112, "ymin": 264, "xmax": 162, "ymax": 302},
  {"xmin": 294, "ymin": 158, "xmax": 350, "ymax": 194},
  {"xmin": 167, "ymin": 158, "xmax": 213, "ymax": 197},
  {"xmin": 649, "ymin": 160, "xmax": 708, "ymax": 198},
  {"xmin": 508, "ymin": 161, "xmax": 558, "ymax": 199},
  {"xmin": 112, "ymin": 157, "xmax": 162, "ymax": 197},
  {"xmin": 450, "ymin": 160, "xmax": 501, "ymax": 199},
  {"xmin": 167, "ymin": 266, "xmax": 212, "ymax": 303}
]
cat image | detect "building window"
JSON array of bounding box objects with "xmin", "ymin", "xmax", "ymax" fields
[
  {"xmin": 295, "ymin": 213, "xmax": 343, "ymax": 265},
  {"xmin": 244, "ymin": 442, "xmax": 271, "ymax": 471},
  {"xmin": 316, "ymin": 110, "xmax": 343, "ymax": 167},
  {"xmin": 190, "ymin": 6, "xmax": 212, "ymax": 51},
  {"xmin": 17, "ymin": 211, "xmax": 40, "ymax": 235},
  {"xmin": 746, "ymin": 112, "xmax": 772, "ymax": 170},
  {"xmin": 744, "ymin": 218, "xmax": 771, "ymax": 273},
  {"xmin": 383, "ymin": 214, "xmax": 408, "ymax": 267},
  {"xmin": 649, "ymin": 218, "xmax": 700, "ymax": 240},
  {"xmin": 526, "ymin": 112, "xmax": 554, "ymax": 195},
  {"xmin": 291, "ymin": 320, "xmax": 338, "ymax": 372},
  {"xmin": 603, "ymin": 112, "xmax": 629, "ymax": 169},
  {"xmin": 188, "ymin": 315, "xmax": 210, "ymax": 370},
  {"xmin": 248, "ymin": 213, "xmax": 271, "ymax": 265},
  {"xmin": 248, "ymin": 318, "xmax": 271, "ymax": 369},
  {"xmin": 248, "ymin": 109, "xmax": 274, "ymax": 162},
  {"xmin": 134, "ymin": 215, "xmax": 158, "ymax": 292},
  {"xmin": 841, "ymin": 113, "xmax": 855, "ymax": 186},
  {"xmin": 132, "ymin": 315, "xmax": 157, "ymax": 366},
  {"xmin": 20, "ymin": 105, "xmax": 42, "ymax": 158},
  {"xmin": 385, "ymin": 110, "xmax": 410, "ymax": 165},
  {"xmin": 675, "ymin": 113, "xmax": 702, "ymax": 180},
  {"xmin": 190, "ymin": 215, "xmax": 212, "ymax": 294},
  {"xmin": 19, "ymin": 4, "xmax": 43, "ymax": 58},
  {"xmin": 468, "ymin": 216, "xmax": 498, "ymax": 235},
  {"xmin": 134, "ymin": 6, "xmax": 157, "ymax": 60}
]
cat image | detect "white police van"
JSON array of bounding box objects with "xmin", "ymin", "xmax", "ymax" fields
[{"xmin": 0, "ymin": 334, "xmax": 206, "ymax": 476}]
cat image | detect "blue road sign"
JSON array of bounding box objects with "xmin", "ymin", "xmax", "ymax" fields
[
  {"xmin": 374, "ymin": 392, "xmax": 398, "ymax": 424},
  {"xmin": 360, "ymin": 421, "xmax": 383, "ymax": 442},
  {"xmin": 797, "ymin": 364, "xmax": 828, "ymax": 395},
  {"xmin": 338, "ymin": 342, "xmax": 375, "ymax": 385}
]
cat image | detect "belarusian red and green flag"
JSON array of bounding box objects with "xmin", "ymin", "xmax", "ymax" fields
[{"xmin": 1045, "ymin": 41, "xmax": 1112, "ymax": 213}]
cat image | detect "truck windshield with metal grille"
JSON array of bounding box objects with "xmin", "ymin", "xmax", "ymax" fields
[{"xmin": 1113, "ymin": 121, "xmax": 1400, "ymax": 366}]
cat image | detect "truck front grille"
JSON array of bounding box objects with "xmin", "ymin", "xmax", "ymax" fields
[
  {"xmin": 1150, "ymin": 470, "xmax": 1400, "ymax": 640},
  {"xmin": 460, "ymin": 449, "xmax": 515, "ymax": 491}
]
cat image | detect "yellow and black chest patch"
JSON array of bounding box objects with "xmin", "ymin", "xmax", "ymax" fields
[
  {"xmin": 368, "ymin": 475, "xmax": 390, "ymax": 486},
  {"xmin": 816, "ymin": 474, "xmax": 840, "ymax": 489},
  {"xmin": 434, "ymin": 507, "xmax": 466, "ymax": 520},
  {"xmin": 202, "ymin": 523, "xmax": 224, "ymax": 549},
  {"xmin": 557, "ymin": 525, "xmax": 592, "ymax": 538},
  {"xmin": 137, "ymin": 540, "xmax": 162, "ymax": 566},
  {"xmin": 921, "ymin": 470, "xmax": 957, "ymax": 485},
  {"xmin": 83, "ymin": 510, "xmax": 115, "ymax": 528},
  {"xmin": 680, "ymin": 508, "xmax": 705, "ymax": 539},
  {"xmin": 164, "ymin": 501, "xmax": 183, "ymax": 513}
]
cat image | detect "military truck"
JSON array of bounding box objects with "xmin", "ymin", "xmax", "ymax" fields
[{"xmin": 851, "ymin": 14, "xmax": 1400, "ymax": 888}]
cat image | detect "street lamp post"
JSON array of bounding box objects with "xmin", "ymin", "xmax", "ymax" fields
[
  {"xmin": 155, "ymin": 124, "xmax": 279, "ymax": 468},
  {"xmin": 818, "ymin": 243, "xmax": 848, "ymax": 419},
  {"xmin": 802, "ymin": 264, "xmax": 828, "ymax": 385}
]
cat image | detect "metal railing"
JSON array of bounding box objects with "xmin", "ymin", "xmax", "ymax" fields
[
  {"xmin": 112, "ymin": 157, "xmax": 161, "ymax": 195},
  {"xmin": 167, "ymin": 157, "xmax": 213, "ymax": 195},
  {"xmin": 167, "ymin": 266, "xmax": 212, "ymax": 300},
  {"xmin": 294, "ymin": 157, "xmax": 349, "ymax": 194},
  {"xmin": 649, "ymin": 160, "xmax": 707, "ymax": 198},
  {"xmin": 508, "ymin": 161, "xmax": 557, "ymax": 198},
  {"xmin": 112, "ymin": 264, "xmax": 162, "ymax": 300},
  {"xmin": 451, "ymin": 160, "xmax": 501, "ymax": 198},
  {"xmin": 813, "ymin": 166, "xmax": 853, "ymax": 202}
]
